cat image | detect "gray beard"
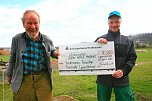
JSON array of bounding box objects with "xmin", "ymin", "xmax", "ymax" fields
[{"xmin": 26, "ymin": 32, "xmax": 39, "ymax": 39}]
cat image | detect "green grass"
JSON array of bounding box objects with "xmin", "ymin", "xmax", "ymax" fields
[
  {"xmin": 0, "ymin": 49, "xmax": 152, "ymax": 101},
  {"xmin": 0, "ymin": 55, "xmax": 10, "ymax": 62},
  {"xmin": 53, "ymin": 73, "xmax": 97, "ymax": 101},
  {"xmin": 130, "ymin": 50, "xmax": 152, "ymax": 101},
  {"xmin": 0, "ymin": 83, "xmax": 13, "ymax": 101}
]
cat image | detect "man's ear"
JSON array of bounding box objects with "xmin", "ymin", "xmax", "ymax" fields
[
  {"xmin": 22, "ymin": 23, "xmax": 25, "ymax": 28},
  {"xmin": 21, "ymin": 18, "xmax": 25, "ymax": 28}
]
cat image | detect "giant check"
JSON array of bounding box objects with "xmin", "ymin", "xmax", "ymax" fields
[{"xmin": 58, "ymin": 42, "xmax": 115, "ymax": 75}]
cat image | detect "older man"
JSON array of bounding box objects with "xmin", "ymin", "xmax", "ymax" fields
[
  {"xmin": 6, "ymin": 10, "xmax": 59, "ymax": 101},
  {"xmin": 95, "ymin": 11, "xmax": 137, "ymax": 101}
]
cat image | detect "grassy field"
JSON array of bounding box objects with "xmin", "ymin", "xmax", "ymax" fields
[
  {"xmin": 0, "ymin": 55, "xmax": 10, "ymax": 62},
  {"xmin": 129, "ymin": 49, "xmax": 152, "ymax": 101},
  {"xmin": 0, "ymin": 48, "xmax": 152, "ymax": 101}
]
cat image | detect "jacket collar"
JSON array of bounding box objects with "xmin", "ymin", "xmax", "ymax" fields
[
  {"xmin": 21, "ymin": 32, "xmax": 44, "ymax": 42},
  {"xmin": 108, "ymin": 29, "xmax": 120, "ymax": 37}
]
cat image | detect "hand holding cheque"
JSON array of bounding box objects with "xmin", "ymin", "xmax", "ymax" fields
[{"xmin": 97, "ymin": 38, "xmax": 123, "ymax": 78}]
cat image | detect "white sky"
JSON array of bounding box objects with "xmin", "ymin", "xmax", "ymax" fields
[{"xmin": 0, "ymin": 0, "xmax": 152, "ymax": 47}]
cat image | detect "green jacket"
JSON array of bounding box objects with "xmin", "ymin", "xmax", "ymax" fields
[{"xmin": 95, "ymin": 30, "xmax": 137, "ymax": 86}]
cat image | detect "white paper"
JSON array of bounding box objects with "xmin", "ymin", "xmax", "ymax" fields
[{"xmin": 58, "ymin": 42, "xmax": 115, "ymax": 75}]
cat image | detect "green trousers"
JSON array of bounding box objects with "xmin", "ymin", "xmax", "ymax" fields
[
  {"xmin": 13, "ymin": 72, "xmax": 53, "ymax": 101},
  {"xmin": 97, "ymin": 83, "xmax": 134, "ymax": 101}
]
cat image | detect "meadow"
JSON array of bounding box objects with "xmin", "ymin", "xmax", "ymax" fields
[{"xmin": 0, "ymin": 48, "xmax": 152, "ymax": 101}]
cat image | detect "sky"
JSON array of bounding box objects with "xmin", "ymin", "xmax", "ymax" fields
[{"xmin": 0, "ymin": 0, "xmax": 152, "ymax": 47}]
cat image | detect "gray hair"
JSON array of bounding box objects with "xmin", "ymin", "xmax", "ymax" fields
[{"xmin": 21, "ymin": 10, "xmax": 40, "ymax": 23}]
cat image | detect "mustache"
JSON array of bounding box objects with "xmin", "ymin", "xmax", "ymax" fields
[{"xmin": 29, "ymin": 28, "xmax": 36, "ymax": 31}]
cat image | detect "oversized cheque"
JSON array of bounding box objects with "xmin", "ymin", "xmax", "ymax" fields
[{"xmin": 58, "ymin": 42, "xmax": 115, "ymax": 75}]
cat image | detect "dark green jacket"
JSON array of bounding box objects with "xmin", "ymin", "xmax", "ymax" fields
[{"xmin": 95, "ymin": 30, "xmax": 137, "ymax": 86}]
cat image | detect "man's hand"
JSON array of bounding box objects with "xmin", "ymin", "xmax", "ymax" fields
[
  {"xmin": 6, "ymin": 76, "xmax": 12, "ymax": 84},
  {"xmin": 97, "ymin": 38, "xmax": 108, "ymax": 44},
  {"xmin": 112, "ymin": 70, "xmax": 123, "ymax": 78}
]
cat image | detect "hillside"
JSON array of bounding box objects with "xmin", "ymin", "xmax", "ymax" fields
[
  {"xmin": 129, "ymin": 32, "xmax": 152, "ymax": 42},
  {"xmin": 128, "ymin": 32, "xmax": 152, "ymax": 48}
]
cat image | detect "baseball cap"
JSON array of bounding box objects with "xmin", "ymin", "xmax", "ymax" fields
[{"xmin": 108, "ymin": 11, "xmax": 121, "ymax": 19}]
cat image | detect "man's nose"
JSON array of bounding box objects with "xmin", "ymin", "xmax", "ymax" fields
[
  {"xmin": 112, "ymin": 23, "xmax": 117, "ymax": 26},
  {"xmin": 31, "ymin": 23, "xmax": 36, "ymax": 29}
]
